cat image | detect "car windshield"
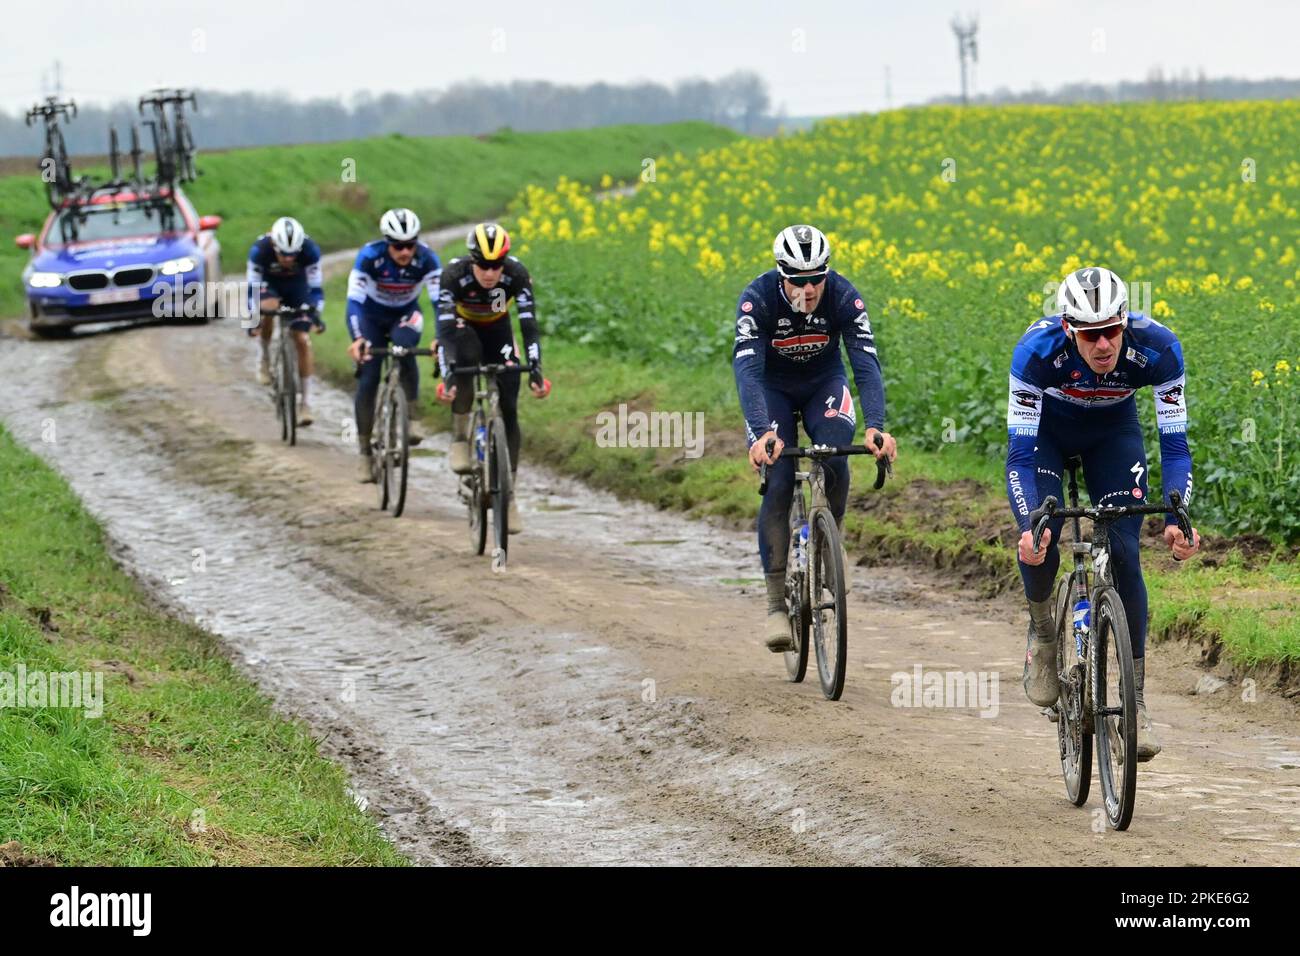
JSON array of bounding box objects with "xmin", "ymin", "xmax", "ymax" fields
[{"xmin": 48, "ymin": 198, "xmax": 182, "ymax": 245}]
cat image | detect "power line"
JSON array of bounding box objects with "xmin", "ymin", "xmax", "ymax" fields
[{"xmin": 951, "ymin": 14, "xmax": 978, "ymax": 106}]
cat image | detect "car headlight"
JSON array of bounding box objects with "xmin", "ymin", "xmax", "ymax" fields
[
  {"xmin": 160, "ymin": 257, "xmax": 198, "ymax": 276},
  {"xmin": 28, "ymin": 272, "xmax": 63, "ymax": 288}
]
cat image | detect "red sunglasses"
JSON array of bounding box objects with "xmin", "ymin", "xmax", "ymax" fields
[{"xmin": 1074, "ymin": 324, "xmax": 1124, "ymax": 344}]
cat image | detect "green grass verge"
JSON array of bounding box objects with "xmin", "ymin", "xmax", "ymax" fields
[
  {"xmin": 0, "ymin": 426, "xmax": 405, "ymax": 866},
  {"xmin": 1, "ymin": 122, "xmax": 739, "ymax": 317}
]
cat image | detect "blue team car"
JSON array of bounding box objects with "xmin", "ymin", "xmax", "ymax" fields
[{"xmin": 14, "ymin": 183, "xmax": 224, "ymax": 336}]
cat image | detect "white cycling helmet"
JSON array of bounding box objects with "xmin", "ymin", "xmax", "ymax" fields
[
  {"xmin": 269, "ymin": 216, "xmax": 305, "ymax": 255},
  {"xmin": 380, "ymin": 208, "xmax": 421, "ymax": 242},
  {"xmin": 1057, "ymin": 267, "xmax": 1128, "ymax": 328},
  {"xmin": 773, "ymin": 224, "xmax": 830, "ymax": 274}
]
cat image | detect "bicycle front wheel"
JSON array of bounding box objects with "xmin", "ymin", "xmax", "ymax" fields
[
  {"xmin": 489, "ymin": 419, "xmax": 512, "ymax": 565},
  {"xmin": 467, "ymin": 410, "xmax": 488, "ymax": 554},
  {"xmin": 1092, "ymin": 585, "xmax": 1137, "ymax": 831},
  {"xmin": 810, "ymin": 509, "xmax": 848, "ymax": 701},
  {"xmin": 374, "ymin": 387, "xmax": 390, "ymax": 511},
  {"xmin": 1055, "ymin": 572, "xmax": 1092, "ymax": 807},
  {"xmin": 388, "ymin": 388, "xmax": 410, "ymax": 517},
  {"xmin": 280, "ymin": 341, "xmax": 297, "ymax": 446}
]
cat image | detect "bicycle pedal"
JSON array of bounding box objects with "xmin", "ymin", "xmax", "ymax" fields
[{"xmin": 1042, "ymin": 706, "xmax": 1059, "ymax": 723}]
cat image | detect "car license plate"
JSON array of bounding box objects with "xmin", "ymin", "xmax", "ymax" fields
[{"xmin": 88, "ymin": 288, "xmax": 142, "ymax": 305}]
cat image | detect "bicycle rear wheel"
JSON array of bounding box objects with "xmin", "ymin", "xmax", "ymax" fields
[
  {"xmin": 1055, "ymin": 572, "xmax": 1092, "ymax": 807},
  {"xmin": 1092, "ymin": 585, "xmax": 1137, "ymax": 831},
  {"xmin": 783, "ymin": 510, "xmax": 810, "ymax": 683},
  {"xmin": 489, "ymin": 419, "xmax": 512, "ymax": 566},
  {"xmin": 387, "ymin": 388, "xmax": 410, "ymax": 517},
  {"xmin": 811, "ymin": 509, "xmax": 848, "ymax": 701}
]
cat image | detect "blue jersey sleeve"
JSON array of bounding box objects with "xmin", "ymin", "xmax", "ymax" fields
[
  {"xmin": 1149, "ymin": 341, "xmax": 1192, "ymax": 524},
  {"xmin": 1005, "ymin": 334, "xmax": 1049, "ymax": 533},
  {"xmin": 345, "ymin": 247, "xmax": 371, "ymax": 339}
]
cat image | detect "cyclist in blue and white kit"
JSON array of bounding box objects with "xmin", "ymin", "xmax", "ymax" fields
[
  {"xmin": 1009, "ymin": 267, "xmax": 1201, "ymax": 761},
  {"xmin": 344, "ymin": 208, "xmax": 441, "ymax": 483},
  {"xmin": 246, "ymin": 216, "xmax": 325, "ymax": 424},
  {"xmin": 734, "ymin": 225, "xmax": 897, "ymax": 652}
]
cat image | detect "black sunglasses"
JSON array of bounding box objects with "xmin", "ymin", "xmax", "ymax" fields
[
  {"xmin": 781, "ymin": 270, "xmax": 827, "ymax": 287},
  {"xmin": 475, "ymin": 259, "xmax": 505, "ymax": 271},
  {"xmin": 388, "ymin": 241, "xmax": 416, "ymax": 251}
]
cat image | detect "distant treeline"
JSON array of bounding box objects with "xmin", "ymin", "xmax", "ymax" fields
[
  {"xmin": 928, "ymin": 70, "xmax": 1300, "ymax": 106},
  {"xmin": 0, "ymin": 72, "xmax": 774, "ymax": 156}
]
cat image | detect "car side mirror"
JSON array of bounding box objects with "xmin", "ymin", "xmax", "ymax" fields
[
  {"xmin": 15, "ymin": 233, "xmax": 34, "ymax": 249},
  {"xmin": 198, "ymin": 215, "xmax": 222, "ymax": 231}
]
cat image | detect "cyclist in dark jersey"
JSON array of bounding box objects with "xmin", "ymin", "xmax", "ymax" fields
[
  {"xmin": 436, "ymin": 223, "xmax": 550, "ymax": 533},
  {"xmin": 734, "ymin": 224, "xmax": 896, "ymax": 652},
  {"xmin": 1008, "ymin": 266, "xmax": 1201, "ymax": 760},
  {"xmin": 246, "ymin": 216, "xmax": 324, "ymax": 424}
]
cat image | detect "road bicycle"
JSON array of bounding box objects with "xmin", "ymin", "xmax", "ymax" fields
[
  {"xmin": 367, "ymin": 344, "xmax": 434, "ymax": 517},
  {"xmin": 759, "ymin": 424, "xmax": 890, "ymax": 700},
  {"xmin": 268, "ymin": 304, "xmax": 315, "ymax": 446},
  {"xmin": 448, "ymin": 362, "xmax": 530, "ymax": 569},
  {"xmin": 1029, "ymin": 455, "xmax": 1192, "ymax": 831},
  {"xmin": 25, "ymin": 97, "xmax": 77, "ymax": 207}
]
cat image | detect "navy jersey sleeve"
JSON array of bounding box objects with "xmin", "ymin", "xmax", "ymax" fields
[
  {"xmin": 419, "ymin": 247, "xmax": 442, "ymax": 314},
  {"xmin": 302, "ymin": 239, "xmax": 324, "ymax": 311},
  {"xmin": 245, "ymin": 238, "xmax": 267, "ymax": 312},
  {"xmin": 732, "ymin": 286, "xmax": 771, "ymax": 445},
  {"xmin": 831, "ymin": 280, "xmax": 886, "ymax": 431}
]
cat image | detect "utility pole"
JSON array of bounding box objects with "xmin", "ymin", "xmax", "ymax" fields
[{"xmin": 951, "ymin": 15, "xmax": 978, "ymax": 105}]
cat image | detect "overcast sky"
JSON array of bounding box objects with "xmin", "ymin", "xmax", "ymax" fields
[{"xmin": 1, "ymin": 0, "xmax": 1294, "ymax": 116}]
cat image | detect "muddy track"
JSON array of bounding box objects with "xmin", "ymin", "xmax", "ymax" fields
[{"xmin": 1, "ymin": 316, "xmax": 1298, "ymax": 865}]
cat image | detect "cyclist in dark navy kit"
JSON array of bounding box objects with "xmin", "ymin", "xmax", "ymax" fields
[
  {"xmin": 734, "ymin": 224, "xmax": 897, "ymax": 652},
  {"xmin": 345, "ymin": 208, "xmax": 441, "ymax": 482},
  {"xmin": 1008, "ymin": 266, "xmax": 1201, "ymax": 761},
  {"xmin": 435, "ymin": 222, "xmax": 550, "ymax": 534},
  {"xmin": 246, "ymin": 216, "xmax": 325, "ymax": 424}
]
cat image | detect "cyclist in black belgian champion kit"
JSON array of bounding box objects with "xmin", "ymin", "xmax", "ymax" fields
[{"xmin": 437, "ymin": 223, "xmax": 551, "ymax": 532}]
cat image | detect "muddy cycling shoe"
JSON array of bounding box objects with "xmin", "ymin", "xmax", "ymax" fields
[
  {"xmin": 1135, "ymin": 706, "xmax": 1161, "ymax": 762},
  {"xmin": 449, "ymin": 440, "xmax": 472, "ymax": 474},
  {"xmin": 1134, "ymin": 657, "xmax": 1161, "ymax": 761},
  {"xmin": 357, "ymin": 454, "xmax": 375, "ymax": 483},
  {"xmin": 257, "ymin": 357, "xmax": 271, "ymax": 386},
  {"xmin": 407, "ymin": 420, "xmax": 425, "ymax": 447},
  {"xmin": 764, "ymin": 571, "xmax": 793, "ymax": 652},
  {"xmin": 765, "ymin": 612, "xmax": 793, "ymax": 652},
  {"xmin": 298, "ymin": 402, "xmax": 314, "ymax": 427},
  {"xmin": 1022, "ymin": 624, "xmax": 1060, "ymax": 707},
  {"xmin": 507, "ymin": 494, "xmax": 522, "ymax": 533}
]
